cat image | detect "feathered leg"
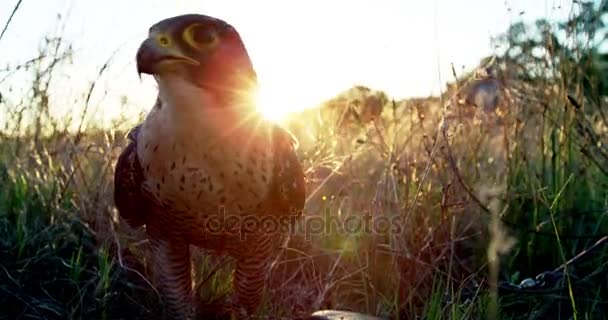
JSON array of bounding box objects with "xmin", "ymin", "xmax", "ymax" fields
[
  {"xmin": 150, "ymin": 238, "xmax": 194, "ymax": 320},
  {"xmin": 232, "ymin": 233, "xmax": 276, "ymax": 317}
]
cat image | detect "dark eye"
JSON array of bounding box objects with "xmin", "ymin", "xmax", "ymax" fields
[
  {"xmin": 192, "ymin": 26, "xmax": 216, "ymax": 44},
  {"xmin": 184, "ymin": 23, "xmax": 218, "ymax": 49}
]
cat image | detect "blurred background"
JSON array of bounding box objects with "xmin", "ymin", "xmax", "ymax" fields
[{"xmin": 1, "ymin": 0, "xmax": 573, "ymax": 126}]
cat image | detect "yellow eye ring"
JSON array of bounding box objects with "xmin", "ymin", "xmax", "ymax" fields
[{"xmin": 183, "ymin": 23, "xmax": 219, "ymax": 51}]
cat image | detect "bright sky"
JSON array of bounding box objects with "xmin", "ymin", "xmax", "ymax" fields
[{"xmin": 0, "ymin": 0, "xmax": 576, "ymax": 126}]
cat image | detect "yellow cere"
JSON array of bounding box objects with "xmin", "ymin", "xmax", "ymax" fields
[{"xmin": 156, "ymin": 33, "xmax": 171, "ymax": 47}]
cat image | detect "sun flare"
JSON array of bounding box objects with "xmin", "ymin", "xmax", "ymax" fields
[
  {"xmin": 254, "ymin": 82, "xmax": 307, "ymax": 123},
  {"xmin": 255, "ymin": 86, "xmax": 289, "ymax": 123},
  {"xmin": 253, "ymin": 77, "xmax": 340, "ymax": 124}
]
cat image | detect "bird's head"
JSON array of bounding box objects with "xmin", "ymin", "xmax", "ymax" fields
[{"xmin": 136, "ymin": 14, "xmax": 258, "ymax": 107}]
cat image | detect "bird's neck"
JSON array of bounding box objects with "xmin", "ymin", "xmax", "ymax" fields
[{"xmin": 156, "ymin": 75, "xmax": 264, "ymax": 141}]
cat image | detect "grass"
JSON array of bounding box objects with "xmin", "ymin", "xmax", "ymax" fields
[
  {"xmin": 2, "ymin": 3, "xmax": 608, "ymax": 320},
  {"xmin": 0, "ymin": 156, "xmax": 161, "ymax": 319}
]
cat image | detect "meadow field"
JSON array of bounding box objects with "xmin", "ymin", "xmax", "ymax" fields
[{"xmin": 1, "ymin": 1, "xmax": 608, "ymax": 319}]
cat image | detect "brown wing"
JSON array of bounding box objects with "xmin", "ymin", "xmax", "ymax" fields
[
  {"xmin": 265, "ymin": 124, "xmax": 306, "ymax": 217},
  {"xmin": 228, "ymin": 125, "xmax": 306, "ymax": 314},
  {"xmin": 114, "ymin": 125, "xmax": 148, "ymax": 228}
]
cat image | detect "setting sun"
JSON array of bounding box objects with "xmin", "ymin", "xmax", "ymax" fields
[
  {"xmin": 253, "ymin": 77, "xmax": 341, "ymax": 123},
  {"xmin": 254, "ymin": 84, "xmax": 292, "ymax": 123}
]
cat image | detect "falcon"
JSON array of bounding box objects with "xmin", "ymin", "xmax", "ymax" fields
[{"xmin": 113, "ymin": 14, "xmax": 306, "ymax": 319}]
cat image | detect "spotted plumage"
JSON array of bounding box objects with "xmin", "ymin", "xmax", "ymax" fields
[{"xmin": 113, "ymin": 14, "xmax": 305, "ymax": 319}]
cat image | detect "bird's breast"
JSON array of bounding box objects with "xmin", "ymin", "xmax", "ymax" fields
[{"xmin": 137, "ymin": 109, "xmax": 276, "ymax": 220}]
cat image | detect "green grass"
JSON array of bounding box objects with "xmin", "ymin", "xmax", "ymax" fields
[
  {"xmin": 3, "ymin": 73, "xmax": 608, "ymax": 319},
  {"xmin": 0, "ymin": 161, "xmax": 161, "ymax": 319}
]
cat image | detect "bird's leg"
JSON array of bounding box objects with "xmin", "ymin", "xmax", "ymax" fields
[
  {"xmin": 232, "ymin": 255, "xmax": 270, "ymax": 317},
  {"xmin": 231, "ymin": 233, "xmax": 276, "ymax": 317},
  {"xmin": 150, "ymin": 238, "xmax": 194, "ymax": 320}
]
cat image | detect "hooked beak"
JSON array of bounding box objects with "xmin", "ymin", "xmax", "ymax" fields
[{"xmin": 136, "ymin": 37, "xmax": 200, "ymax": 78}]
